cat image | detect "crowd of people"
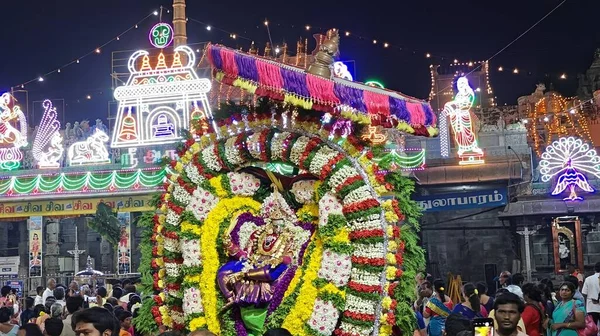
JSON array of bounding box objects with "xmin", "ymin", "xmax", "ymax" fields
[
  {"xmin": 0, "ymin": 278, "xmax": 295, "ymax": 336},
  {"xmin": 414, "ymin": 262, "xmax": 600, "ymax": 336}
]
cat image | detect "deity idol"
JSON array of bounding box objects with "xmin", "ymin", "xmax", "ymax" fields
[
  {"xmin": 443, "ymin": 77, "xmax": 483, "ymax": 160},
  {"xmin": 218, "ymin": 189, "xmax": 297, "ymax": 311}
]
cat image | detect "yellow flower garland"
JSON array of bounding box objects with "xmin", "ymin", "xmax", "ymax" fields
[
  {"xmin": 209, "ymin": 176, "xmax": 229, "ymax": 198},
  {"xmin": 181, "ymin": 221, "xmax": 202, "ymax": 237},
  {"xmin": 189, "ymin": 316, "xmax": 207, "ymax": 331},
  {"xmin": 199, "ymin": 196, "xmax": 261, "ymax": 334},
  {"xmin": 281, "ymin": 238, "xmax": 323, "ymax": 335},
  {"xmin": 296, "ymin": 203, "xmax": 319, "ymax": 222}
]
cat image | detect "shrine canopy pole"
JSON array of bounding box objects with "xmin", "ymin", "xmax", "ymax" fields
[
  {"xmin": 518, "ymin": 227, "xmax": 537, "ymax": 282},
  {"xmin": 172, "ymin": 0, "xmax": 187, "ymax": 47}
]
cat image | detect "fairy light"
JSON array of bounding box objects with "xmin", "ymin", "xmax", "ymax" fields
[
  {"xmin": 264, "ymin": 20, "xmax": 269, "ymax": 26},
  {"xmin": 426, "ymin": 53, "xmax": 431, "ymax": 58},
  {"xmin": 32, "ymin": 99, "xmax": 63, "ymax": 169},
  {"xmin": 384, "ymin": 43, "xmax": 389, "ymax": 48},
  {"xmin": 498, "ymin": 66, "xmax": 503, "ymax": 71},
  {"xmin": 38, "ymin": 77, "xmax": 44, "ymax": 82},
  {"xmin": 373, "ymin": 40, "xmax": 377, "ymax": 44},
  {"xmin": 345, "ymin": 31, "xmax": 350, "ymax": 36},
  {"xmin": 95, "ymin": 48, "xmax": 101, "ymax": 54},
  {"xmin": 0, "ymin": 168, "xmax": 167, "ymax": 197},
  {"xmin": 112, "ymin": 45, "xmax": 212, "ymax": 148},
  {"xmin": 86, "ymin": 95, "xmax": 91, "ymax": 100},
  {"xmin": 513, "ymin": 68, "xmax": 519, "ymax": 74},
  {"xmin": 305, "ymin": 25, "xmax": 310, "ymax": 30},
  {"xmin": 206, "ymin": 25, "xmax": 211, "ymax": 31},
  {"xmin": 453, "ymin": 59, "xmax": 458, "ymax": 63}
]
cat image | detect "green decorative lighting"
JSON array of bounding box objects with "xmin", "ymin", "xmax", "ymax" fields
[
  {"xmin": 373, "ymin": 149, "xmax": 426, "ymax": 171},
  {"xmin": 0, "ymin": 168, "xmax": 166, "ymax": 197}
]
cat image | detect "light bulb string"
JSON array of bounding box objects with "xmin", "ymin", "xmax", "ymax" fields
[{"xmin": 11, "ymin": 11, "xmax": 157, "ymax": 90}]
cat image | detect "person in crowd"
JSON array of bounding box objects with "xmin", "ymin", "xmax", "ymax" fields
[
  {"xmin": 20, "ymin": 298, "xmax": 35, "ymax": 327},
  {"xmin": 34, "ymin": 288, "xmax": 44, "ymax": 307},
  {"xmin": 67, "ymin": 283, "xmax": 78, "ymax": 299},
  {"xmin": 476, "ymin": 282, "xmax": 495, "ymax": 313},
  {"xmin": 496, "ymin": 271, "xmax": 512, "ymax": 291},
  {"xmin": 550, "ymin": 282, "xmax": 586, "ymax": 336},
  {"xmin": 453, "ymin": 283, "xmax": 488, "ymax": 320},
  {"xmin": 42, "ymin": 280, "xmax": 56, "ymax": 305},
  {"xmin": 511, "ymin": 274, "xmax": 525, "ymax": 288},
  {"xmin": 119, "ymin": 286, "xmax": 136, "ymax": 306},
  {"xmin": 414, "ymin": 311, "xmax": 426, "ymax": 336},
  {"xmin": 61, "ymin": 296, "xmax": 83, "ymax": 336},
  {"xmin": 102, "ymin": 305, "xmax": 113, "ymax": 314},
  {"xmin": 564, "ymin": 276, "xmax": 584, "ymax": 303},
  {"xmin": 423, "ymin": 279, "xmax": 453, "ymax": 336},
  {"xmin": 489, "ymin": 288, "xmax": 527, "ymax": 333},
  {"xmin": 95, "ymin": 288, "xmax": 107, "ymax": 308},
  {"xmin": 43, "ymin": 318, "xmax": 63, "ymax": 336},
  {"xmin": 521, "ymin": 283, "xmax": 546, "ymax": 336},
  {"xmin": 30, "ymin": 306, "xmax": 45, "ymax": 324},
  {"xmin": 72, "ymin": 307, "xmax": 119, "ymax": 336},
  {"xmin": 566, "ymin": 264, "xmax": 584, "ymax": 291},
  {"xmin": 443, "ymin": 313, "xmax": 471, "ymax": 336},
  {"xmin": 263, "ymin": 329, "xmax": 292, "ymax": 336},
  {"xmin": 494, "ymin": 293, "xmax": 527, "ymax": 336},
  {"xmin": 53, "ymin": 289, "xmax": 65, "ymax": 310},
  {"xmin": 18, "ymin": 324, "xmax": 43, "ymax": 336},
  {"xmin": 115, "ymin": 311, "xmax": 132, "ymax": 336},
  {"xmin": 582, "ymin": 261, "xmax": 600, "ymax": 324},
  {"xmin": 0, "ymin": 307, "xmax": 18, "ymax": 336},
  {"xmin": 126, "ymin": 296, "xmax": 141, "ymax": 314},
  {"xmin": 538, "ymin": 281, "xmax": 556, "ymax": 317},
  {"xmin": 0, "ymin": 287, "xmax": 11, "ymax": 307}
]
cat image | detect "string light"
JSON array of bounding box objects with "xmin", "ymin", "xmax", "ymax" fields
[
  {"xmin": 305, "ymin": 25, "xmax": 310, "ymax": 30},
  {"xmin": 230, "ymin": 33, "xmax": 236, "ymax": 39},
  {"xmin": 264, "ymin": 20, "xmax": 269, "ymax": 26},
  {"xmin": 345, "ymin": 31, "xmax": 350, "ymax": 36},
  {"xmin": 206, "ymin": 25, "xmax": 211, "ymax": 31},
  {"xmin": 560, "ymin": 73, "xmax": 567, "ymax": 79},
  {"xmin": 513, "ymin": 68, "xmax": 519, "ymax": 74},
  {"xmin": 498, "ymin": 66, "xmax": 503, "ymax": 71},
  {"xmin": 57, "ymin": 69, "xmax": 61, "ymax": 73},
  {"xmin": 543, "ymin": 116, "xmax": 549, "ymax": 122},
  {"xmin": 153, "ymin": 11, "xmax": 159, "ymax": 16},
  {"xmin": 86, "ymin": 95, "xmax": 91, "ymax": 100},
  {"xmin": 453, "ymin": 59, "xmax": 458, "ymax": 63},
  {"xmin": 426, "ymin": 53, "xmax": 431, "ymax": 58},
  {"xmin": 384, "ymin": 42, "xmax": 389, "ymax": 48},
  {"xmin": 38, "ymin": 77, "xmax": 44, "ymax": 82},
  {"xmin": 373, "ymin": 40, "xmax": 377, "ymax": 44},
  {"xmin": 95, "ymin": 48, "xmax": 101, "ymax": 54}
]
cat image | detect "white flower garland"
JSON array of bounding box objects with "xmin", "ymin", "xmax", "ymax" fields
[
  {"xmin": 165, "ymin": 262, "xmax": 181, "ymax": 278},
  {"xmin": 339, "ymin": 321, "xmax": 372, "ymax": 336},
  {"xmin": 201, "ymin": 145, "xmax": 223, "ymax": 172},
  {"xmin": 260, "ymin": 191, "xmax": 297, "ymax": 222},
  {"xmin": 308, "ymin": 146, "xmax": 339, "ymax": 177},
  {"xmin": 246, "ymin": 133, "xmax": 264, "ymax": 160},
  {"xmin": 172, "ymin": 186, "xmax": 192, "ymax": 205},
  {"xmin": 181, "ymin": 239, "xmax": 201, "ymax": 267},
  {"xmin": 345, "ymin": 294, "xmax": 377, "ymax": 315},
  {"xmin": 348, "ymin": 215, "xmax": 382, "ymax": 231},
  {"xmin": 328, "ymin": 165, "xmax": 360, "ymax": 190},
  {"xmin": 353, "ymin": 242, "xmax": 385, "ymax": 259},
  {"xmin": 184, "ymin": 164, "xmax": 204, "ymax": 185},
  {"xmin": 342, "ymin": 185, "xmax": 372, "ymax": 205},
  {"xmin": 317, "ymin": 249, "xmax": 352, "ymax": 287},
  {"xmin": 164, "ymin": 237, "xmax": 181, "ymax": 253},
  {"xmin": 183, "ymin": 287, "xmax": 204, "ymax": 316},
  {"xmin": 171, "ymin": 309, "xmax": 185, "ymax": 325},
  {"xmin": 228, "ymin": 172, "xmax": 261, "ymax": 196},
  {"xmin": 166, "ymin": 209, "xmax": 181, "ymax": 227},
  {"xmin": 270, "ymin": 132, "xmax": 290, "ymax": 161},
  {"xmin": 289, "ymin": 136, "xmax": 311, "ymax": 166},
  {"xmin": 308, "ymin": 298, "xmax": 340, "ymax": 335},
  {"xmin": 352, "ymin": 268, "xmax": 383, "ymax": 287},
  {"xmin": 237, "ymin": 222, "xmax": 258, "ymax": 251},
  {"xmin": 291, "ymin": 180, "xmax": 316, "ymax": 204},
  {"xmin": 318, "ymin": 192, "xmax": 344, "ymax": 227},
  {"xmin": 224, "ymin": 137, "xmax": 245, "ymax": 166},
  {"xmin": 186, "ymin": 187, "xmax": 219, "ymax": 221}
]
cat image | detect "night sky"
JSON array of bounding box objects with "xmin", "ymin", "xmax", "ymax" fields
[{"xmin": 1, "ymin": 0, "xmax": 598, "ymax": 125}]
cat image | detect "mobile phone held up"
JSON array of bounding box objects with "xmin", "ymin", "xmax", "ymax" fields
[{"xmin": 473, "ymin": 318, "xmax": 495, "ymax": 336}]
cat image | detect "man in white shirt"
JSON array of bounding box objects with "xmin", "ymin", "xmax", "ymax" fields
[
  {"xmin": 34, "ymin": 286, "xmax": 44, "ymax": 306},
  {"xmin": 53, "ymin": 287, "xmax": 66, "ymax": 309},
  {"xmin": 582, "ymin": 262, "xmax": 600, "ymax": 324},
  {"xmin": 42, "ymin": 278, "xmax": 56, "ymax": 304}
]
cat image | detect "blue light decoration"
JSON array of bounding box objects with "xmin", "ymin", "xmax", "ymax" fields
[{"xmin": 540, "ymin": 137, "xmax": 600, "ymax": 201}]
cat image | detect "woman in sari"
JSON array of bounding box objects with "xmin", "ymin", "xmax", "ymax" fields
[
  {"xmin": 550, "ymin": 282, "xmax": 585, "ymax": 336},
  {"xmin": 423, "ymin": 279, "xmax": 453, "ymax": 336},
  {"xmin": 452, "ymin": 283, "xmax": 488, "ymax": 320}
]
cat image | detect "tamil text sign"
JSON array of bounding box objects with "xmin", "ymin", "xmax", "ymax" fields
[{"xmin": 414, "ymin": 188, "xmax": 507, "ymax": 212}]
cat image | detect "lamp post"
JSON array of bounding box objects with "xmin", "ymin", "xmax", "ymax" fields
[{"xmin": 67, "ymin": 225, "xmax": 86, "ymax": 275}]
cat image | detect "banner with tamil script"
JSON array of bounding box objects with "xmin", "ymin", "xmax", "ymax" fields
[
  {"xmin": 0, "ymin": 195, "xmax": 153, "ymax": 219},
  {"xmin": 414, "ymin": 188, "xmax": 507, "ymax": 212},
  {"xmin": 0, "ymin": 257, "xmax": 20, "ymax": 278},
  {"xmin": 117, "ymin": 212, "xmax": 132, "ymax": 274},
  {"xmin": 28, "ymin": 216, "xmax": 43, "ymax": 277}
]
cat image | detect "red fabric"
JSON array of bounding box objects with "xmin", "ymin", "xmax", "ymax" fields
[
  {"xmin": 522, "ymin": 304, "xmax": 544, "ymax": 336},
  {"xmin": 363, "ymin": 90, "xmax": 391, "ymax": 118}
]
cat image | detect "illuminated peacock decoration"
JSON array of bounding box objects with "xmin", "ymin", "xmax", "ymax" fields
[{"xmin": 539, "ymin": 137, "xmax": 600, "ymax": 201}]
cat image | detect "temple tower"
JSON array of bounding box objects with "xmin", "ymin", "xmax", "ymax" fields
[{"xmin": 173, "ymin": 0, "xmax": 187, "ymax": 47}]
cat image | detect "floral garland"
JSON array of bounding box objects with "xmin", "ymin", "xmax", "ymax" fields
[{"xmin": 137, "ymin": 126, "xmax": 426, "ymax": 336}]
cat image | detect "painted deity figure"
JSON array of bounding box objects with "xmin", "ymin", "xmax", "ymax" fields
[
  {"xmin": 443, "ymin": 77, "xmax": 483, "ymax": 158},
  {"xmin": 218, "ymin": 189, "xmax": 296, "ymax": 311}
]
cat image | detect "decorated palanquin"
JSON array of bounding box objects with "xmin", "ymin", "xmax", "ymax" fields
[{"xmin": 135, "ymin": 29, "xmax": 429, "ymax": 336}]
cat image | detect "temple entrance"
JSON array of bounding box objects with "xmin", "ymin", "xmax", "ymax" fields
[{"xmin": 552, "ymin": 216, "xmax": 583, "ymax": 274}]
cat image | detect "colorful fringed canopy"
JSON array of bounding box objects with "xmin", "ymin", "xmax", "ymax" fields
[{"xmin": 207, "ymin": 43, "xmax": 438, "ymax": 137}]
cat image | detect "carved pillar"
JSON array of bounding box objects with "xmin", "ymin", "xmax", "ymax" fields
[
  {"xmin": 18, "ymin": 220, "xmax": 28, "ymax": 278},
  {"xmin": 76, "ymin": 217, "xmax": 89, "ymax": 271},
  {"xmin": 172, "ymin": 0, "xmax": 187, "ymax": 47},
  {"xmin": 44, "ymin": 219, "xmax": 60, "ymax": 276},
  {"xmin": 100, "ymin": 237, "xmax": 114, "ymax": 274},
  {"xmin": 0, "ymin": 223, "xmax": 7, "ymax": 257}
]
